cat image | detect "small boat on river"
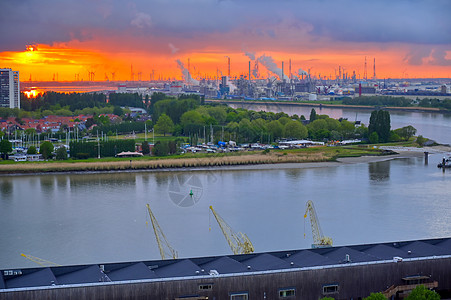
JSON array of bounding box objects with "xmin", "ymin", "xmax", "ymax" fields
[{"xmin": 437, "ymin": 156, "xmax": 451, "ymax": 168}]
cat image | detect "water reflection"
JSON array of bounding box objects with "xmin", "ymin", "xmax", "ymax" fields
[
  {"xmin": 154, "ymin": 173, "xmax": 169, "ymax": 187},
  {"xmin": 69, "ymin": 172, "xmax": 137, "ymax": 191},
  {"xmin": 40, "ymin": 176, "xmax": 55, "ymax": 195},
  {"xmin": 141, "ymin": 174, "xmax": 150, "ymax": 186},
  {"xmin": 56, "ymin": 175, "xmax": 68, "ymax": 189},
  {"xmin": 285, "ymin": 168, "xmax": 304, "ymax": 179},
  {"xmin": 368, "ymin": 161, "xmax": 390, "ymax": 182},
  {"xmin": 0, "ymin": 179, "xmax": 13, "ymax": 200}
]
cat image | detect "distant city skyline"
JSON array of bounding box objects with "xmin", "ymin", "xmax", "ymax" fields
[{"xmin": 1, "ymin": 0, "xmax": 450, "ymax": 82}]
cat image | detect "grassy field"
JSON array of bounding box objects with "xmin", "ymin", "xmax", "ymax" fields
[{"xmin": 0, "ymin": 145, "xmax": 399, "ymax": 174}]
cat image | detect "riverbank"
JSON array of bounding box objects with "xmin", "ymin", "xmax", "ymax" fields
[
  {"xmin": 209, "ymin": 99, "xmax": 448, "ymax": 114},
  {"xmin": 0, "ymin": 150, "xmax": 334, "ymax": 174},
  {"xmin": 2, "ymin": 145, "xmax": 448, "ymax": 175}
]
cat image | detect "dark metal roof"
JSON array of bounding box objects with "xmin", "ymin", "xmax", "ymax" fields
[
  {"xmin": 283, "ymin": 250, "xmax": 335, "ymax": 267},
  {"xmin": 362, "ymin": 244, "xmax": 407, "ymax": 260},
  {"xmin": 5, "ymin": 268, "xmax": 57, "ymax": 289},
  {"xmin": 56, "ymin": 265, "xmax": 108, "ymax": 285},
  {"xmin": 106, "ymin": 262, "xmax": 157, "ymax": 281},
  {"xmin": 241, "ymin": 253, "xmax": 292, "ymax": 271},
  {"xmin": 1, "ymin": 237, "xmax": 451, "ymax": 291},
  {"xmin": 322, "ymin": 247, "xmax": 379, "ymax": 264},
  {"xmin": 199, "ymin": 256, "xmax": 249, "ymax": 274},
  {"xmin": 399, "ymin": 241, "xmax": 450, "ymax": 257},
  {"xmin": 152, "ymin": 259, "xmax": 202, "ymax": 278}
]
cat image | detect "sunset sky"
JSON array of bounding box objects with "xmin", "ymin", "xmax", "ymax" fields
[{"xmin": 1, "ymin": 0, "xmax": 450, "ymax": 82}]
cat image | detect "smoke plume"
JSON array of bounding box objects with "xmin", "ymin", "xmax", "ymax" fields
[
  {"xmin": 298, "ymin": 68, "xmax": 308, "ymax": 76},
  {"xmin": 257, "ymin": 54, "xmax": 287, "ymax": 80},
  {"xmin": 176, "ymin": 59, "xmax": 199, "ymax": 85}
]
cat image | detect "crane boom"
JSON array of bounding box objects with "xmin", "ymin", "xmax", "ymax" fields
[
  {"xmin": 146, "ymin": 204, "xmax": 178, "ymax": 260},
  {"xmin": 209, "ymin": 206, "xmax": 254, "ymax": 255},
  {"xmin": 304, "ymin": 200, "xmax": 333, "ymax": 248},
  {"xmin": 20, "ymin": 253, "xmax": 61, "ymax": 267}
]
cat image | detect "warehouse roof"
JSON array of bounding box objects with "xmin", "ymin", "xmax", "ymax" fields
[{"xmin": 1, "ymin": 237, "xmax": 451, "ymax": 291}]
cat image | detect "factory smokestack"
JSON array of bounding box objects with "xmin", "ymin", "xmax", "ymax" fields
[
  {"xmin": 289, "ymin": 59, "xmax": 292, "ymax": 81},
  {"xmin": 373, "ymin": 58, "xmax": 376, "ymax": 80},
  {"xmin": 281, "ymin": 61, "xmax": 284, "ymax": 81}
]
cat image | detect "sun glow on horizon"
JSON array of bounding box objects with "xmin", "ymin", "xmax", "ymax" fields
[
  {"xmin": 1, "ymin": 43, "xmax": 450, "ymax": 83},
  {"xmin": 23, "ymin": 88, "xmax": 43, "ymax": 98}
]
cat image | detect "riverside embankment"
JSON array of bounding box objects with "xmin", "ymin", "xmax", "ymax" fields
[{"xmin": 2, "ymin": 145, "xmax": 448, "ymax": 175}]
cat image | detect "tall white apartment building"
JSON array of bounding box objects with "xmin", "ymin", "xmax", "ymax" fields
[{"xmin": 0, "ymin": 68, "xmax": 20, "ymax": 109}]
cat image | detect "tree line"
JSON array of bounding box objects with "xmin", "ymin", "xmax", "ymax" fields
[{"xmin": 342, "ymin": 95, "xmax": 451, "ymax": 110}]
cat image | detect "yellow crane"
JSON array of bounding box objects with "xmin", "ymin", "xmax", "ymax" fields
[
  {"xmin": 209, "ymin": 206, "xmax": 254, "ymax": 255},
  {"xmin": 146, "ymin": 204, "xmax": 178, "ymax": 260},
  {"xmin": 304, "ymin": 200, "xmax": 333, "ymax": 248},
  {"xmin": 20, "ymin": 253, "xmax": 61, "ymax": 267}
]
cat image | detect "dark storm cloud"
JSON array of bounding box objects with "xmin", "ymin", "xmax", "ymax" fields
[{"xmin": 1, "ymin": 0, "xmax": 449, "ymax": 53}]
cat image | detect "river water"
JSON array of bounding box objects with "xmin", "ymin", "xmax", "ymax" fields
[
  {"xmin": 1, "ymin": 152, "xmax": 450, "ymax": 269},
  {"xmin": 228, "ymin": 102, "xmax": 451, "ymax": 146},
  {"xmin": 1, "ymin": 105, "xmax": 451, "ymax": 269}
]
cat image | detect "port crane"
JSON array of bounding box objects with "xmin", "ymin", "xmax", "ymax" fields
[
  {"xmin": 146, "ymin": 204, "xmax": 178, "ymax": 260},
  {"xmin": 304, "ymin": 200, "xmax": 333, "ymax": 248},
  {"xmin": 209, "ymin": 206, "xmax": 254, "ymax": 255},
  {"xmin": 20, "ymin": 253, "xmax": 61, "ymax": 267}
]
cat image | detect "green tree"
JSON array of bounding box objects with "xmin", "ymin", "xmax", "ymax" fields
[
  {"xmin": 368, "ymin": 110, "xmax": 391, "ymax": 143},
  {"xmin": 325, "ymin": 118, "xmax": 341, "ymax": 131},
  {"xmin": 309, "ymin": 108, "xmax": 318, "ymax": 122},
  {"xmin": 369, "ymin": 131, "xmax": 379, "ymax": 144},
  {"xmin": 113, "ymin": 106, "xmax": 124, "ymax": 117},
  {"xmin": 394, "ymin": 125, "xmax": 417, "ymax": 141},
  {"xmin": 152, "ymin": 141, "xmax": 169, "ymax": 156},
  {"xmin": 142, "ymin": 140, "xmax": 150, "ymax": 155},
  {"xmin": 27, "ymin": 146, "xmax": 37, "ymax": 155},
  {"xmin": 309, "ymin": 119, "xmax": 328, "ymax": 131},
  {"xmin": 39, "ymin": 141, "xmax": 54, "ymax": 159},
  {"xmin": 277, "ymin": 116, "xmax": 291, "ymax": 126},
  {"xmin": 180, "ymin": 110, "xmax": 204, "ymax": 126},
  {"xmin": 0, "ymin": 139, "xmax": 12, "ymax": 160},
  {"xmin": 154, "ymin": 113, "xmax": 174, "ymax": 136},
  {"xmin": 267, "ymin": 120, "xmax": 283, "ymax": 140},
  {"xmin": 405, "ymin": 285, "xmax": 440, "ymax": 300},
  {"xmin": 364, "ymin": 292, "xmax": 387, "ymax": 300},
  {"xmin": 55, "ymin": 147, "xmax": 68, "ymax": 160},
  {"xmin": 284, "ymin": 121, "xmax": 308, "ymax": 139},
  {"xmin": 389, "ymin": 131, "xmax": 402, "ymax": 142},
  {"xmin": 239, "ymin": 118, "xmax": 255, "ymax": 142},
  {"xmin": 340, "ymin": 120, "xmax": 357, "ymax": 139},
  {"xmin": 208, "ymin": 106, "xmax": 227, "ymax": 124},
  {"xmin": 416, "ymin": 135, "xmax": 427, "ymax": 146}
]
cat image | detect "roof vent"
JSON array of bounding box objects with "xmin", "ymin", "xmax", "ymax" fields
[
  {"xmin": 209, "ymin": 269, "xmax": 219, "ymax": 276},
  {"xmin": 290, "ymin": 262, "xmax": 294, "ymax": 266},
  {"xmin": 408, "ymin": 250, "xmax": 412, "ymax": 255},
  {"xmin": 286, "ymin": 253, "xmax": 291, "ymax": 257},
  {"xmin": 247, "ymin": 265, "xmax": 251, "ymax": 270},
  {"xmin": 345, "ymin": 254, "xmax": 351, "ymax": 263},
  {"xmin": 195, "ymin": 271, "xmax": 200, "ymax": 275}
]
